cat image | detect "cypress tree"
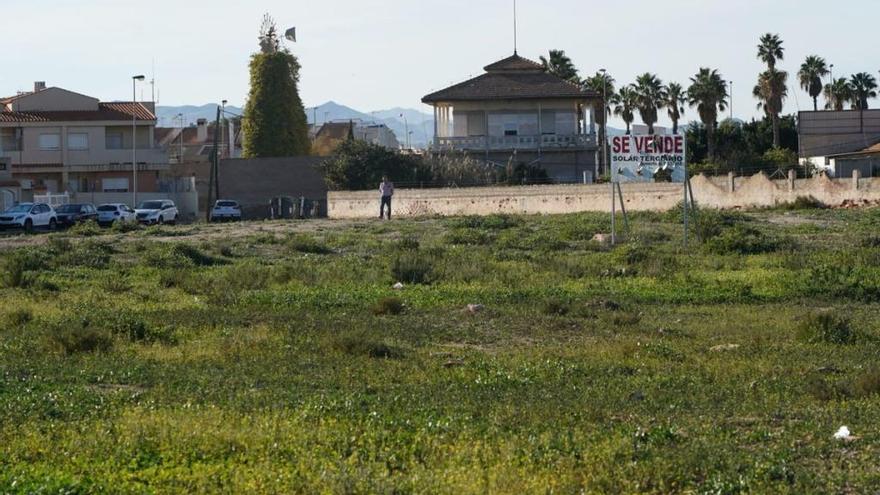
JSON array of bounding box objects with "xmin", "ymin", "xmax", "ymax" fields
[{"xmin": 242, "ymin": 14, "xmax": 310, "ymax": 157}]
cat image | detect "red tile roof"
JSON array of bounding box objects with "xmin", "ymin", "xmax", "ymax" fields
[
  {"xmin": 0, "ymin": 102, "xmax": 156, "ymax": 123},
  {"xmin": 483, "ymin": 53, "xmax": 545, "ymax": 72}
]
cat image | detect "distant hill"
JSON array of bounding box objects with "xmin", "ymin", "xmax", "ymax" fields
[{"xmin": 157, "ymin": 101, "xmax": 433, "ymax": 148}]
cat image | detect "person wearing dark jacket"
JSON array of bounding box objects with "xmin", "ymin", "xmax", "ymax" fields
[{"xmin": 379, "ymin": 176, "xmax": 394, "ymax": 220}]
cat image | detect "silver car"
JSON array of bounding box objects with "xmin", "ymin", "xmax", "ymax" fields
[
  {"xmin": 96, "ymin": 203, "xmax": 137, "ymax": 226},
  {"xmin": 136, "ymin": 200, "xmax": 179, "ymax": 225},
  {"xmin": 0, "ymin": 202, "xmax": 57, "ymax": 232}
]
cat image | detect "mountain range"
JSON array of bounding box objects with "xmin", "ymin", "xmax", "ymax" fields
[{"xmin": 156, "ymin": 102, "xmax": 434, "ymax": 148}]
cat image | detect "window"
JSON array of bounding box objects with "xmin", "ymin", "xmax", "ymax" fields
[
  {"xmin": 68, "ymin": 133, "xmax": 89, "ymax": 150},
  {"xmin": 503, "ymin": 123, "xmax": 518, "ymax": 137},
  {"xmin": 106, "ymin": 132, "xmax": 124, "ymax": 150},
  {"xmin": 39, "ymin": 133, "xmax": 61, "ymax": 150},
  {"xmin": 102, "ymin": 178, "xmax": 129, "ymax": 193}
]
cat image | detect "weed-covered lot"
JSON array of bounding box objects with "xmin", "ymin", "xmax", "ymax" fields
[{"xmin": 2, "ymin": 208, "xmax": 880, "ymax": 493}]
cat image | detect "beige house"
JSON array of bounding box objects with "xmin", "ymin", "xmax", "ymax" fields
[
  {"xmin": 0, "ymin": 83, "xmax": 168, "ymax": 195},
  {"xmin": 422, "ymin": 53, "xmax": 600, "ymax": 181}
]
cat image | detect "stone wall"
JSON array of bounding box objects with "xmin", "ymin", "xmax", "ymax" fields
[{"xmin": 328, "ymin": 172, "xmax": 880, "ymax": 219}]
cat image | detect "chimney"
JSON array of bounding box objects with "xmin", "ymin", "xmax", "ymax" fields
[
  {"xmin": 34, "ymin": 81, "xmax": 46, "ymax": 92},
  {"xmin": 196, "ymin": 118, "xmax": 208, "ymax": 142}
]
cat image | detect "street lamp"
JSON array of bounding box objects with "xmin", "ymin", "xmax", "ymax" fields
[
  {"xmin": 131, "ymin": 74, "xmax": 145, "ymax": 207},
  {"xmin": 599, "ymin": 68, "xmax": 607, "ymax": 179},
  {"xmin": 729, "ymin": 81, "xmax": 733, "ymax": 120},
  {"xmin": 399, "ymin": 113, "xmax": 410, "ymax": 149},
  {"xmin": 221, "ymin": 99, "xmax": 227, "ymax": 158},
  {"xmin": 176, "ymin": 113, "xmax": 184, "ymax": 163}
]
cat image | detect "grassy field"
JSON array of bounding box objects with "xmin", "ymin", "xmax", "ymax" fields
[{"xmin": 2, "ymin": 207, "xmax": 880, "ymax": 494}]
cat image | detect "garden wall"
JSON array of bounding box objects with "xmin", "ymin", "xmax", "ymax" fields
[{"xmin": 328, "ymin": 172, "xmax": 880, "ymax": 218}]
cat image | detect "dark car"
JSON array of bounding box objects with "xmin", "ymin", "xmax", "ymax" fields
[{"xmin": 54, "ymin": 203, "xmax": 98, "ymax": 227}]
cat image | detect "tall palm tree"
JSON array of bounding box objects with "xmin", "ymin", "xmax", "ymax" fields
[
  {"xmin": 850, "ymin": 72, "xmax": 878, "ymax": 110},
  {"xmin": 633, "ymin": 73, "xmax": 666, "ymax": 134},
  {"xmin": 753, "ymin": 69, "xmax": 788, "ymax": 147},
  {"xmin": 612, "ymin": 86, "xmax": 638, "ymax": 135},
  {"xmin": 755, "ymin": 33, "xmax": 786, "ymax": 148},
  {"xmin": 798, "ymin": 55, "xmax": 829, "ymax": 111},
  {"xmin": 539, "ymin": 50, "xmax": 580, "ymax": 84},
  {"xmin": 824, "ymin": 78, "xmax": 852, "ymax": 110},
  {"xmin": 757, "ymin": 33, "xmax": 784, "ymax": 71},
  {"xmin": 664, "ymin": 82, "xmax": 686, "ymax": 134},
  {"xmin": 687, "ymin": 68, "xmax": 728, "ymax": 161},
  {"xmin": 583, "ymin": 71, "xmax": 615, "ymax": 168}
]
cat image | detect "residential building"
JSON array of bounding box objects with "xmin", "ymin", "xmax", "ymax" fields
[
  {"xmin": 422, "ymin": 53, "xmax": 600, "ymax": 181},
  {"xmin": 311, "ymin": 120, "xmax": 400, "ymax": 156},
  {"xmin": 0, "ymin": 82, "xmax": 168, "ymax": 194},
  {"xmin": 799, "ymin": 109, "xmax": 880, "ymax": 176},
  {"xmin": 155, "ymin": 118, "xmax": 241, "ymax": 165},
  {"xmin": 0, "ymin": 157, "xmax": 21, "ymax": 210}
]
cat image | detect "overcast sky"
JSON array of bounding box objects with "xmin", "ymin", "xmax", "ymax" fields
[{"xmin": 2, "ymin": 0, "xmax": 877, "ymax": 128}]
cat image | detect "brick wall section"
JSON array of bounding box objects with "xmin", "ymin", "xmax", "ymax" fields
[{"xmin": 328, "ymin": 173, "xmax": 880, "ymax": 218}]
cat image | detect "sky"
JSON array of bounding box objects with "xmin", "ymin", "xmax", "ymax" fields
[{"xmin": 1, "ymin": 0, "xmax": 878, "ymax": 129}]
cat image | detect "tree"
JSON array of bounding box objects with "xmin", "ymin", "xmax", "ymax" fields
[
  {"xmin": 633, "ymin": 73, "xmax": 666, "ymax": 134},
  {"xmin": 753, "ymin": 69, "xmax": 788, "ymax": 148},
  {"xmin": 757, "ymin": 33, "xmax": 784, "ymax": 71},
  {"xmin": 798, "ymin": 55, "xmax": 829, "ymax": 111},
  {"xmin": 755, "ymin": 33, "xmax": 786, "ymax": 148},
  {"xmin": 539, "ymin": 50, "xmax": 580, "ymax": 84},
  {"xmin": 687, "ymin": 68, "xmax": 728, "ymax": 162},
  {"xmin": 823, "ymin": 78, "xmax": 852, "ymax": 110},
  {"xmin": 242, "ymin": 14, "xmax": 310, "ymax": 158},
  {"xmin": 612, "ymin": 86, "xmax": 638, "ymax": 135},
  {"xmin": 321, "ymin": 139, "xmax": 425, "ymax": 190},
  {"xmin": 850, "ymin": 72, "xmax": 878, "ymax": 110},
  {"xmin": 583, "ymin": 71, "xmax": 615, "ymax": 170},
  {"xmin": 664, "ymin": 82, "xmax": 686, "ymax": 134}
]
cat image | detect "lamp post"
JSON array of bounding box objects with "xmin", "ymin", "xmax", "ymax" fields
[
  {"xmin": 400, "ymin": 113, "xmax": 410, "ymax": 149},
  {"xmin": 221, "ymin": 100, "xmax": 227, "ymax": 158},
  {"xmin": 131, "ymin": 74, "xmax": 145, "ymax": 207},
  {"xmin": 600, "ymin": 68, "xmax": 607, "ymax": 179},
  {"xmin": 729, "ymin": 81, "xmax": 733, "ymax": 120},
  {"xmin": 176, "ymin": 113, "xmax": 184, "ymax": 163}
]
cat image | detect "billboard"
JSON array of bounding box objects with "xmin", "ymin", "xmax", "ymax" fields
[{"xmin": 610, "ymin": 134, "xmax": 686, "ymax": 183}]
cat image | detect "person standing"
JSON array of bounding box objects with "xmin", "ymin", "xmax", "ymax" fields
[{"xmin": 379, "ymin": 176, "xmax": 394, "ymax": 220}]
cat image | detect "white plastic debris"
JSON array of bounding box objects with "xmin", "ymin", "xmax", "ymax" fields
[
  {"xmin": 833, "ymin": 426, "xmax": 852, "ymax": 440},
  {"xmin": 392, "ymin": 282, "xmax": 404, "ymax": 290},
  {"xmin": 466, "ymin": 304, "xmax": 485, "ymax": 314}
]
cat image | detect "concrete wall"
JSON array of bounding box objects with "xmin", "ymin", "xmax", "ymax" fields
[
  {"xmin": 799, "ymin": 109, "xmax": 880, "ymax": 157},
  {"xmin": 69, "ymin": 189, "xmax": 199, "ymax": 221},
  {"xmin": 328, "ymin": 172, "xmax": 880, "ymax": 218}
]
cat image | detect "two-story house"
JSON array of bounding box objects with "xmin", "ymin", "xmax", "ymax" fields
[
  {"xmin": 0, "ymin": 82, "xmax": 168, "ymax": 195},
  {"xmin": 422, "ymin": 53, "xmax": 600, "ymax": 181}
]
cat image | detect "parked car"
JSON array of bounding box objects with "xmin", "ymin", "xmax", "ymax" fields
[
  {"xmin": 0, "ymin": 202, "xmax": 57, "ymax": 232},
  {"xmin": 210, "ymin": 200, "xmax": 242, "ymax": 222},
  {"xmin": 135, "ymin": 200, "xmax": 179, "ymax": 225},
  {"xmin": 96, "ymin": 203, "xmax": 137, "ymax": 226},
  {"xmin": 54, "ymin": 203, "xmax": 98, "ymax": 227}
]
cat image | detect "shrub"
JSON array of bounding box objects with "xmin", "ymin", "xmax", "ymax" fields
[
  {"xmin": 145, "ymin": 243, "xmax": 218, "ymax": 268},
  {"xmin": 67, "ymin": 220, "xmax": 103, "ymax": 237},
  {"xmin": 391, "ymin": 251, "xmax": 437, "ymax": 285},
  {"xmin": 46, "ymin": 326, "xmax": 114, "ymax": 355},
  {"xmin": 330, "ymin": 333, "xmax": 403, "ymax": 359},
  {"xmin": 4, "ymin": 308, "xmax": 33, "ymax": 327},
  {"xmin": 705, "ymin": 224, "xmax": 780, "ymax": 255},
  {"xmin": 444, "ymin": 228, "xmax": 492, "ymax": 246},
  {"xmin": 853, "ymin": 368, "xmax": 880, "ymax": 398},
  {"xmin": 110, "ymin": 220, "xmax": 141, "ymax": 233},
  {"xmin": 288, "ymin": 234, "xmax": 332, "ymax": 255},
  {"xmin": 541, "ymin": 298, "xmax": 570, "ymax": 316},
  {"xmin": 56, "ymin": 240, "xmax": 113, "ymax": 269},
  {"xmin": 780, "ymin": 196, "xmax": 826, "ymax": 210},
  {"xmin": 1, "ymin": 257, "xmax": 29, "ymax": 289},
  {"xmin": 372, "ymin": 297, "xmax": 405, "ymax": 316},
  {"xmin": 796, "ymin": 311, "xmax": 856, "ymax": 345},
  {"xmin": 394, "ymin": 236, "xmax": 420, "ymax": 251}
]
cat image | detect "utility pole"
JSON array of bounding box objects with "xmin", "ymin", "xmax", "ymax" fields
[
  {"xmin": 131, "ymin": 74, "xmax": 145, "ymax": 207},
  {"xmin": 600, "ymin": 68, "xmax": 608, "ymax": 179},
  {"xmin": 206, "ymin": 105, "xmax": 221, "ymax": 221}
]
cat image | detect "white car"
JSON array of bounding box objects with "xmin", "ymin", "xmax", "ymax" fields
[
  {"xmin": 210, "ymin": 200, "xmax": 242, "ymax": 222},
  {"xmin": 96, "ymin": 203, "xmax": 137, "ymax": 226},
  {"xmin": 0, "ymin": 202, "xmax": 57, "ymax": 232},
  {"xmin": 135, "ymin": 200, "xmax": 179, "ymax": 225}
]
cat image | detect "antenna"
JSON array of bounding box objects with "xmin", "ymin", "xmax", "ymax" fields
[{"xmin": 513, "ymin": 0, "xmax": 518, "ymax": 54}]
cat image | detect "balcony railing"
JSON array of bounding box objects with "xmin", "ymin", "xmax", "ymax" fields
[{"xmin": 433, "ymin": 133, "xmax": 597, "ymax": 152}]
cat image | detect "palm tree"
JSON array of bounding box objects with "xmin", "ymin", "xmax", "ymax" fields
[
  {"xmin": 755, "ymin": 33, "xmax": 786, "ymax": 148},
  {"xmin": 687, "ymin": 68, "xmax": 728, "ymax": 161},
  {"xmin": 798, "ymin": 55, "xmax": 829, "ymax": 111},
  {"xmin": 539, "ymin": 50, "xmax": 580, "ymax": 84},
  {"xmin": 583, "ymin": 71, "xmax": 615, "ymax": 168},
  {"xmin": 664, "ymin": 82, "xmax": 686, "ymax": 134},
  {"xmin": 850, "ymin": 72, "xmax": 878, "ymax": 110},
  {"xmin": 753, "ymin": 69, "xmax": 788, "ymax": 147},
  {"xmin": 633, "ymin": 73, "xmax": 666, "ymax": 134},
  {"xmin": 612, "ymin": 86, "xmax": 638, "ymax": 135},
  {"xmin": 757, "ymin": 33, "xmax": 784, "ymax": 71},
  {"xmin": 824, "ymin": 78, "xmax": 852, "ymax": 110}
]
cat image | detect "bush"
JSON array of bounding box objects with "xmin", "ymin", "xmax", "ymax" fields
[
  {"xmin": 541, "ymin": 298, "xmax": 570, "ymax": 316},
  {"xmin": 4, "ymin": 308, "xmax": 33, "ymax": 327},
  {"xmin": 372, "ymin": 297, "xmax": 405, "ymax": 316},
  {"xmin": 55, "ymin": 240, "xmax": 113, "ymax": 269},
  {"xmin": 108, "ymin": 313, "xmax": 176, "ymax": 344},
  {"xmin": 796, "ymin": 311, "xmax": 856, "ymax": 345},
  {"xmin": 46, "ymin": 326, "xmax": 114, "ymax": 355},
  {"xmin": 444, "ymin": 228, "xmax": 492, "ymax": 246},
  {"xmin": 853, "ymin": 368, "xmax": 880, "ymax": 398},
  {"xmin": 145, "ymin": 243, "xmax": 218, "ymax": 268},
  {"xmin": 288, "ymin": 234, "xmax": 332, "ymax": 255},
  {"xmin": 329, "ymin": 333, "xmax": 403, "ymax": 359},
  {"xmin": 391, "ymin": 251, "xmax": 437, "ymax": 285},
  {"xmin": 110, "ymin": 220, "xmax": 141, "ymax": 233},
  {"xmin": 67, "ymin": 220, "xmax": 103, "ymax": 237},
  {"xmin": 705, "ymin": 224, "xmax": 780, "ymax": 255},
  {"xmin": 779, "ymin": 196, "xmax": 826, "ymax": 210}
]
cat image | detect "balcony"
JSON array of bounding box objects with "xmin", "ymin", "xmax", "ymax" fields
[{"xmin": 433, "ymin": 133, "xmax": 597, "ymax": 152}]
